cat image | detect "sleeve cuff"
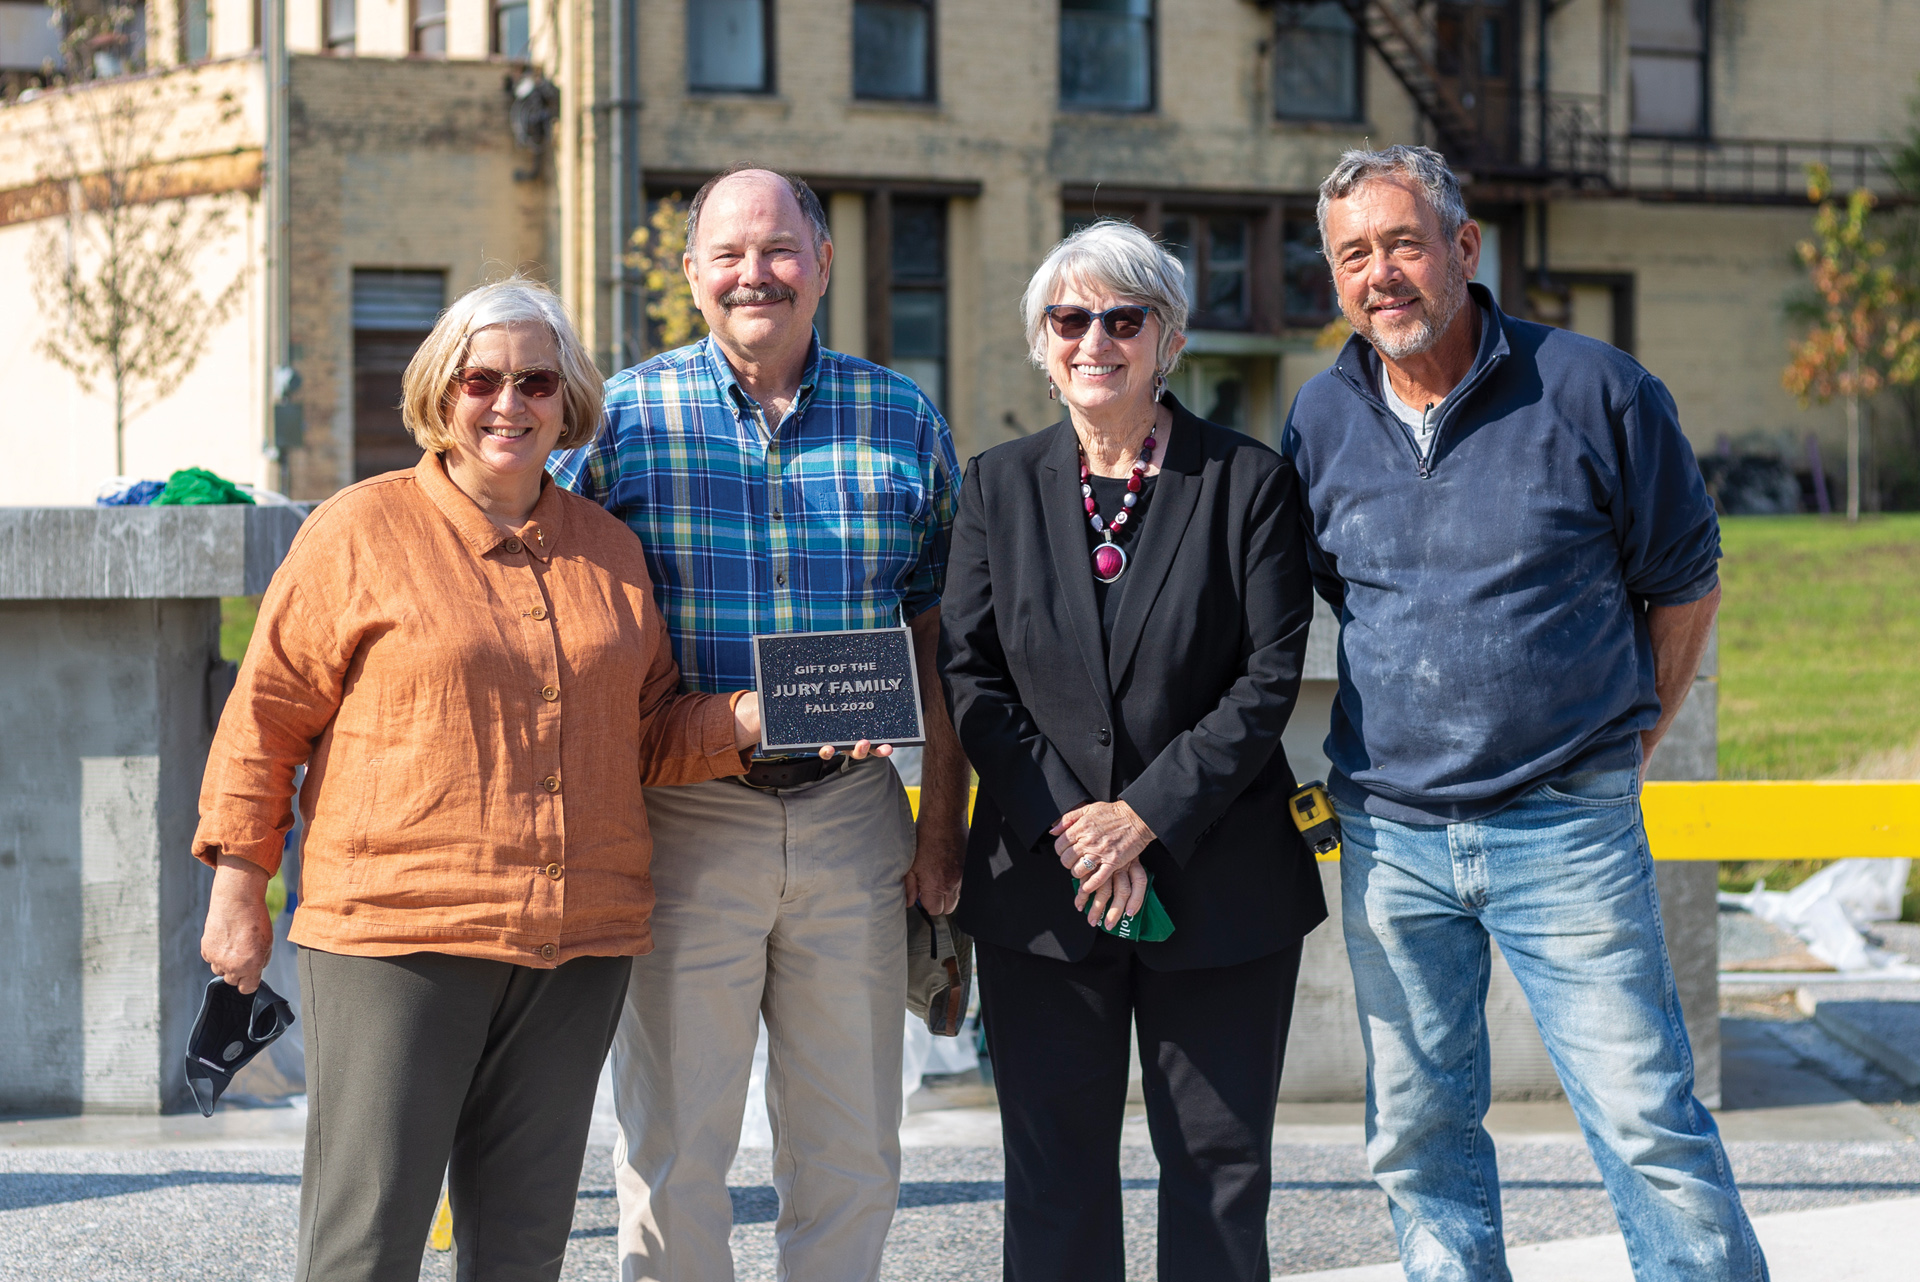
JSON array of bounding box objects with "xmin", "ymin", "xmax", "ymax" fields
[{"xmin": 1642, "ymin": 568, "xmax": 1720, "ymax": 609}]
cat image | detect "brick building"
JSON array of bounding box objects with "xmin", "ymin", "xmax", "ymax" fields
[{"xmin": 1, "ymin": 0, "xmax": 1913, "ymax": 505}]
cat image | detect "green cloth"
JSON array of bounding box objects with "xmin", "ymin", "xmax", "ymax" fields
[
  {"xmin": 152, "ymin": 467, "xmax": 255, "ymax": 506},
  {"xmin": 1072, "ymin": 873, "xmax": 1176, "ymax": 943}
]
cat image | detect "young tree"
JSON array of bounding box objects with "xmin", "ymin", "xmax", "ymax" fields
[
  {"xmin": 625, "ymin": 194, "xmax": 708, "ymax": 355},
  {"xmin": 1783, "ymin": 164, "xmax": 1920, "ymax": 521},
  {"xmin": 31, "ymin": 81, "xmax": 246, "ymax": 475}
]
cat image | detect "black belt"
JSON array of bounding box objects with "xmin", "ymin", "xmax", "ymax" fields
[{"xmin": 736, "ymin": 754, "xmax": 853, "ymax": 791}]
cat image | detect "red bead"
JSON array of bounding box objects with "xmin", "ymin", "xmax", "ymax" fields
[
  {"xmin": 1084, "ymin": 496, "xmax": 1097, "ymax": 513},
  {"xmin": 1094, "ymin": 544, "xmax": 1124, "ymax": 579},
  {"xmin": 1126, "ymin": 474, "xmax": 1142, "ymax": 493}
]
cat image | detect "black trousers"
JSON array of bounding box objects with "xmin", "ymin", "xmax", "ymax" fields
[
  {"xmin": 977, "ymin": 933, "xmax": 1304, "ymax": 1282},
  {"xmin": 295, "ymin": 948, "xmax": 632, "ymax": 1282}
]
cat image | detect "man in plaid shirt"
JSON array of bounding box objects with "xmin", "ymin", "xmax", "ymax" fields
[{"xmin": 550, "ymin": 166, "xmax": 966, "ymax": 1282}]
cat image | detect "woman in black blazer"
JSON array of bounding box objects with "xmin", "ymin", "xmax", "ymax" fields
[{"xmin": 941, "ymin": 220, "xmax": 1326, "ymax": 1281}]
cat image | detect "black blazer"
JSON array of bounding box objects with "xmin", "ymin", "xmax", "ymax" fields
[{"xmin": 940, "ymin": 399, "xmax": 1327, "ymax": 971}]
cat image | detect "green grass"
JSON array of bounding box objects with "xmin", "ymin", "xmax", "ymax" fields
[
  {"xmin": 1716, "ymin": 514, "xmax": 1920, "ymax": 918},
  {"xmin": 221, "ymin": 595, "xmax": 261, "ymax": 663},
  {"xmin": 1716, "ymin": 514, "xmax": 1920, "ymax": 780}
]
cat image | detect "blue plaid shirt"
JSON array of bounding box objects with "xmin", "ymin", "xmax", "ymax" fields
[{"xmin": 549, "ymin": 334, "xmax": 960, "ymax": 695}]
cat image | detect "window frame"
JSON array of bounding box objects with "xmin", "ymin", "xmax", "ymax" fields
[
  {"xmin": 411, "ymin": 0, "xmax": 447, "ymax": 56},
  {"xmin": 493, "ymin": 0, "xmax": 530, "ymax": 58},
  {"xmin": 686, "ymin": 0, "xmax": 776, "ymax": 96},
  {"xmin": 1627, "ymin": 0, "xmax": 1710, "ymax": 139},
  {"xmin": 1058, "ymin": 189, "xmax": 1334, "ymax": 332},
  {"xmin": 853, "ymin": 0, "xmax": 936, "ymax": 103},
  {"xmin": 1270, "ymin": 0, "xmax": 1364, "ymax": 123},
  {"xmin": 324, "ymin": 0, "xmax": 356, "ymax": 54},
  {"xmin": 1058, "ymin": 0, "xmax": 1156, "ymax": 115}
]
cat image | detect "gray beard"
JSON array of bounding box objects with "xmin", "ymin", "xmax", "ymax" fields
[{"xmin": 1357, "ymin": 256, "xmax": 1469, "ymax": 361}]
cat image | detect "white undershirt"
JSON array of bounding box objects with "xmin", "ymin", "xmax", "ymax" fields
[{"xmin": 1380, "ymin": 363, "xmax": 1441, "ymax": 457}]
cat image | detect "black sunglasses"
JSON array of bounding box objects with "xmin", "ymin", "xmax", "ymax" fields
[
  {"xmin": 1044, "ymin": 304, "xmax": 1155, "ymax": 341},
  {"xmin": 452, "ymin": 366, "xmax": 563, "ymax": 399}
]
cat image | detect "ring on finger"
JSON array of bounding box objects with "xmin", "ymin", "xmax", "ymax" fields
[{"xmin": 1078, "ymin": 854, "xmax": 1097, "ymax": 870}]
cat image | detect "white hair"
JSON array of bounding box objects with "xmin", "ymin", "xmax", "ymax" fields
[
  {"xmin": 1315, "ymin": 144, "xmax": 1471, "ymax": 261},
  {"xmin": 400, "ymin": 276, "xmax": 604, "ymax": 452},
  {"xmin": 1020, "ymin": 219, "xmax": 1190, "ymax": 375}
]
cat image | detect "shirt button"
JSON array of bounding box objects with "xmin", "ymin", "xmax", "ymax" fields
[
  {"xmin": 539, "ymin": 943, "xmax": 557, "ymax": 961},
  {"xmin": 503, "ymin": 538, "xmax": 522, "ymax": 553},
  {"xmin": 528, "ymin": 605, "xmax": 548, "ymax": 621},
  {"xmin": 540, "ymin": 685, "xmax": 560, "ymax": 702},
  {"xmin": 775, "ymin": 572, "xmax": 787, "ymax": 586},
  {"xmin": 772, "ymin": 507, "xmax": 783, "ymax": 520},
  {"xmin": 544, "ymin": 863, "xmax": 563, "ymax": 880},
  {"xmin": 1096, "ymin": 728, "xmax": 1111, "ymax": 745},
  {"xmin": 541, "ymin": 775, "xmax": 561, "ymax": 793}
]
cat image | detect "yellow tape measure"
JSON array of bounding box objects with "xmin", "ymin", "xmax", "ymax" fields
[{"xmin": 1290, "ymin": 780, "xmax": 1342, "ymax": 859}]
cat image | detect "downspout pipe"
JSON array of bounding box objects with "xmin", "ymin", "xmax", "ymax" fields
[
  {"xmin": 608, "ymin": 0, "xmax": 642, "ymax": 371},
  {"xmin": 265, "ymin": 0, "xmax": 297, "ymax": 494}
]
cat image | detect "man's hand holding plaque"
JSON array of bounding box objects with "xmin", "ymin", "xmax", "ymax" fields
[{"xmin": 750, "ymin": 626, "xmax": 927, "ymax": 755}]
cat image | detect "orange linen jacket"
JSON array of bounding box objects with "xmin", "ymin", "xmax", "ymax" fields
[{"xmin": 193, "ymin": 453, "xmax": 750, "ymax": 966}]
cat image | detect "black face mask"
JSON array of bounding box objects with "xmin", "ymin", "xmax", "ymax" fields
[{"xmin": 184, "ymin": 976, "xmax": 296, "ymax": 1117}]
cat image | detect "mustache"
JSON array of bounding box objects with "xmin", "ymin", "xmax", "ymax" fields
[{"xmin": 719, "ymin": 283, "xmax": 798, "ymax": 311}]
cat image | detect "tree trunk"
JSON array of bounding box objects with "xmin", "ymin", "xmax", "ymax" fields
[
  {"xmin": 113, "ymin": 363, "xmax": 125, "ymax": 477},
  {"xmin": 1846, "ymin": 353, "xmax": 1861, "ymax": 523}
]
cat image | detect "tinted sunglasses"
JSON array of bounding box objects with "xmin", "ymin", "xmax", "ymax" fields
[
  {"xmin": 1044, "ymin": 304, "xmax": 1155, "ymax": 341},
  {"xmin": 453, "ymin": 366, "xmax": 563, "ymax": 399}
]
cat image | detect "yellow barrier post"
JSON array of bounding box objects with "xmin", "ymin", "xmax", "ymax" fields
[{"xmin": 904, "ymin": 782, "xmax": 1920, "ymax": 862}]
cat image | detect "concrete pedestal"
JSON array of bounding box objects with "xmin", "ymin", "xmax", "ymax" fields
[
  {"xmin": 0, "ymin": 506, "xmax": 302, "ymax": 1115},
  {"xmin": 1275, "ymin": 600, "xmax": 1722, "ymax": 1106}
]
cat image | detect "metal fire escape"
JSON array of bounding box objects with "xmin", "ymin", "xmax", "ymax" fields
[{"xmin": 1333, "ymin": 0, "xmax": 1898, "ymax": 204}]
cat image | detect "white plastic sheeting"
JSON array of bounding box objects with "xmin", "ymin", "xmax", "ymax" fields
[{"xmin": 1721, "ymin": 858, "xmax": 1919, "ymax": 976}]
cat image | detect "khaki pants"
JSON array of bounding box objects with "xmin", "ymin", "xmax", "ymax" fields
[{"xmin": 613, "ymin": 758, "xmax": 917, "ymax": 1282}]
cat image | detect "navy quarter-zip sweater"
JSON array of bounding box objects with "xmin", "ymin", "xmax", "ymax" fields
[{"xmin": 1281, "ymin": 284, "xmax": 1720, "ymax": 824}]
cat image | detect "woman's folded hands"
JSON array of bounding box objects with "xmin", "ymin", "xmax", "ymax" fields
[{"xmin": 1052, "ymin": 801, "xmax": 1156, "ymax": 930}]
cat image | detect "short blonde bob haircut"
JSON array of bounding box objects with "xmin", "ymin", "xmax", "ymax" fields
[
  {"xmin": 1020, "ymin": 219, "xmax": 1190, "ymax": 377},
  {"xmin": 400, "ymin": 277, "xmax": 604, "ymax": 454}
]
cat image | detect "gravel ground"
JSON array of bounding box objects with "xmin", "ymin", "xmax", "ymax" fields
[{"xmin": 7, "ymin": 1138, "xmax": 1919, "ymax": 1281}]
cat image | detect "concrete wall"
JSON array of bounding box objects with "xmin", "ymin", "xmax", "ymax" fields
[
  {"xmin": 1275, "ymin": 601, "xmax": 1722, "ymax": 1105},
  {"xmin": 0, "ymin": 506, "xmax": 302, "ymax": 1115}
]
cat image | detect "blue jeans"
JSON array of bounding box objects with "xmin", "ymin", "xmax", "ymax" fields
[{"xmin": 1337, "ymin": 768, "xmax": 1767, "ymax": 1281}]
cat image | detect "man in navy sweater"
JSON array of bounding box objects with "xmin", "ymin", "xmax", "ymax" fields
[{"xmin": 1283, "ymin": 145, "xmax": 1766, "ymax": 1281}]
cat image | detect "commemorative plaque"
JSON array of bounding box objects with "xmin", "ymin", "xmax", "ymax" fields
[{"xmin": 751, "ymin": 626, "xmax": 926, "ymax": 752}]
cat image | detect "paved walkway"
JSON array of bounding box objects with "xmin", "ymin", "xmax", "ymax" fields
[{"xmin": 4, "ymin": 1014, "xmax": 1917, "ymax": 1280}]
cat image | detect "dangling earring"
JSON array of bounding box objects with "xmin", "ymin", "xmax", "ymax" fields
[
  {"xmin": 1152, "ymin": 369, "xmax": 1167, "ymax": 403},
  {"xmin": 1047, "ymin": 376, "xmax": 1059, "ymax": 401}
]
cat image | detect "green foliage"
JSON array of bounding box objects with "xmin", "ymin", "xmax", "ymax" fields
[
  {"xmin": 221, "ymin": 595, "xmax": 260, "ymax": 664},
  {"xmin": 625, "ymin": 195, "xmax": 708, "ymax": 355},
  {"xmin": 1717, "ymin": 515, "xmax": 1920, "ymax": 780}
]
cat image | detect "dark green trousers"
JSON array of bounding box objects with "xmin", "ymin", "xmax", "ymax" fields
[{"xmin": 295, "ymin": 948, "xmax": 631, "ymax": 1282}]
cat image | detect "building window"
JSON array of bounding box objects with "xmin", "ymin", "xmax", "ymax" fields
[
  {"xmin": 412, "ymin": 0, "xmax": 446, "ymax": 54},
  {"xmin": 854, "ymin": 0, "xmax": 933, "ymax": 101},
  {"xmin": 1628, "ymin": 0, "xmax": 1706, "ymax": 137},
  {"xmin": 688, "ymin": 0, "xmax": 771, "ymax": 93},
  {"xmin": 352, "ymin": 270, "xmax": 446, "ymax": 482},
  {"xmin": 494, "ymin": 0, "xmax": 528, "ymax": 57},
  {"xmin": 1272, "ymin": 2, "xmax": 1360, "ymax": 121},
  {"xmin": 1060, "ymin": 0, "xmax": 1152, "ymax": 112},
  {"xmin": 888, "ymin": 198, "xmax": 947, "ymax": 410},
  {"xmin": 180, "ymin": 0, "xmax": 209, "ymax": 59},
  {"xmin": 325, "ymin": 0, "xmax": 355, "ymax": 52},
  {"xmin": 1160, "ymin": 214, "xmax": 1251, "ymax": 329},
  {"xmin": 1282, "ymin": 213, "xmax": 1334, "ymax": 324}
]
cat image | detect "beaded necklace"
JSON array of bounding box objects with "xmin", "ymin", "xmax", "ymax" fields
[{"xmin": 1079, "ymin": 430, "xmax": 1157, "ymax": 584}]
